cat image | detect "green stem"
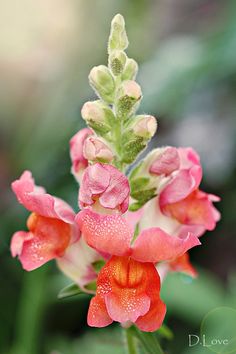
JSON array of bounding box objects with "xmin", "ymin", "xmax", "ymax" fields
[
  {"xmin": 125, "ymin": 328, "xmax": 139, "ymax": 354},
  {"xmin": 9, "ymin": 266, "xmax": 48, "ymax": 354}
]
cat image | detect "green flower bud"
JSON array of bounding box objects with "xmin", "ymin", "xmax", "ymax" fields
[
  {"xmin": 109, "ymin": 50, "xmax": 127, "ymax": 76},
  {"xmin": 122, "ymin": 58, "xmax": 138, "ymax": 81},
  {"xmin": 116, "ymin": 80, "xmax": 142, "ymax": 116},
  {"xmin": 108, "ymin": 14, "xmax": 129, "ymax": 54},
  {"xmin": 89, "ymin": 65, "xmax": 115, "ymax": 104},
  {"xmin": 81, "ymin": 100, "xmax": 115, "ymax": 135}
]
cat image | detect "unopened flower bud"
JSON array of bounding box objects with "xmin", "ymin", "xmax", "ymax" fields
[
  {"xmin": 81, "ymin": 101, "xmax": 105, "ymax": 123},
  {"xmin": 122, "ymin": 58, "xmax": 138, "ymax": 80},
  {"xmin": 149, "ymin": 147, "xmax": 180, "ymax": 176},
  {"xmin": 116, "ymin": 80, "xmax": 142, "ymax": 116},
  {"xmin": 83, "ymin": 136, "xmax": 114, "ymax": 163},
  {"xmin": 108, "ymin": 14, "xmax": 129, "ymax": 54},
  {"xmin": 109, "ymin": 50, "xmax": 127, "ymax": 76},
  {"xmin": 81, "ymin": 100, "xmax": 115, "ymax": 135},
  {"xmin": 89, "ymin": 65, "xmax": 115, "ymax": 103},
  {"xmin": 133, "ymin": 115, "xmax": 157, "ymax": 138}
]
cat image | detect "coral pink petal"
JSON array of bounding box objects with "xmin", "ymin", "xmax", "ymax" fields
[
  {"xmin": 124, "ymin": 208, "xmax": 144, "ymax": 233},
  {"xmin": 135, "ymin": 297, "xmax": 166, "ymax": 332},
  {"xmin": 69, "ymin": 128, "xmax": 92, "ymax": 176},
  {"xmin": 105, "ymin": 292, "xmax": 150, "ymax": 323},
  {"xmin": 79, "ymin": 163, "xmax": 111, "ymax": 207},
  {"xmin": 178, "ymin": 224, "xmax": 205, "ymax": 238},
  {"xmin": 99, "ymin": 165, "xmax": 130, "ymax": 212},
  {"xmin": 160, "ymin": 166, "xmax": 202, "ymax": 207},
  {"xmin": 76, "ymin": 209, "xmax": 132, "ymax": 256},
  {"xmin": 11, "ymin": 231, "xmax": 58, "ymax": 271},
  {"xmin": 11, "ymin": 171, "xmax": 76, "ymax": 224},
  {"xmin": 11, "ymin": 231, "xmax": 30, "ymax": 257},
  {"xmin": 162, "ymin": 190, "xmax": 220, "ymax": 231},
  {"xmin": 87, "ymin": 296, "xmax": 113, "ymax": 327},
  {"xmin": 178, "ymin": 147, "xmax": 201, "ymax": 169},
  {"xmin": 132, "ymin": 228, "xmax": 201, "ymax": 263}
]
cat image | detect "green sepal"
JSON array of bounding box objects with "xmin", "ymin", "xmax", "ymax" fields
[
  {"xmin": 131, "ymin": 187, "xmax": 157, "ymax": 203},
  {"xmin": 87, "ymin": 119, "xmax": 111, "ymax": 136},
  {"xmin": 129, "ymin": 186, "xmax": 157, "ymax": 211},
  {"xmin": 121, "ymin": 136, "xmax": 146, "ymax": 164},
  {"xmin": 130, "ymin": 177, "xmax": 150, "ymax": 193},
  {"xmin": 116, "ymin": 95, "xmax": 138, "ymax": 117},
  {"xmin": 129, "ymin": 202, "xmax": 143, "ymax": 212},
  {"xmin": 58, "ymin": 283, "xmax": 83, "ymax": 299}
]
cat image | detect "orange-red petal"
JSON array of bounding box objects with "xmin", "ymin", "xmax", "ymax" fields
[
  {"xmin": 87, "ymin": 256, "xmax": 166, "ymax": 331},
  {"xmin": 168, "ymin": 252, "xmax": 198, "ymax": 278},
  {"xmin": 11, "ymin": 213, "xmax": 71, "ymax": 271}
]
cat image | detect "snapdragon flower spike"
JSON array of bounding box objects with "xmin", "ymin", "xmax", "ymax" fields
[
  {"xmin": 157, "ymin": 147, "xmax": 221, "ymax": 233},
  {"xmin": 70, "ymin": 128, "xmax": 92, "ymax": 183},
  {"xmin": 79, "ymin": 163, "xmax": 130, "ymax": 213},
  {"xmin": 11, "ymin": 171, "xmax": 80, "ymax": 271},
  {"xmin": 88, "ymin": 256, "xmax": 166, "ymax": 332}
]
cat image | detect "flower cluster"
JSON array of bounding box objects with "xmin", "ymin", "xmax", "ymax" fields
[{"xmin": 10, "ymin": 15, "xmax": 220, "ymax": 333}]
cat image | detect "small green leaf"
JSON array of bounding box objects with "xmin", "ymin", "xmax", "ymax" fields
[
  {"xmin": 58, "ymin": 283, "xmax": 83, "ymax": 299},
  {"xmin": 131, "ymin": 188, "xmax": 157, "ymax": 204},
  {"xmin": 129, "ymin": 202, "xmax": 143, "ymax": 212},
  {"xmin": 156, "ymin": 324, "xmax": 174, "ymax": 340}
]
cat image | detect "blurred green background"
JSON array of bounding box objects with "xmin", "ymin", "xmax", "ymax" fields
[{"xmin": 1, "ymin": 0, "xmax": 235, "ymax": 353}]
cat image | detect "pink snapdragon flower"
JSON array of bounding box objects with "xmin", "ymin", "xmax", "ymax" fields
[
  {"xmin": 148, "ymin": 147, "xmax": 220, "ymax": 237},
  {"xmin": 135, "ymin": 146, "xmax": 220, "ymax": 278},
  {"xmin": 76, "ymin": 205, "xmax": 199, "ymax": 331},
  {"xmin": 79, "ymin": 163, "xmax": 130, "ymax": 213},
  {"xmin": 10, "ymin": 171, "xmax": 99, "ymax": 288}
]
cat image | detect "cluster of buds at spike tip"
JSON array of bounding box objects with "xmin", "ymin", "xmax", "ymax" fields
[{"xmin": 79, "ymin": 13, "xmax": 153, "ymax": 170}]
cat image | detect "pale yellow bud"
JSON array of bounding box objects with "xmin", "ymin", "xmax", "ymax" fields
[{"xmin": 133, "ymin": 115, "xmax": 157, "ymax": 138}]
